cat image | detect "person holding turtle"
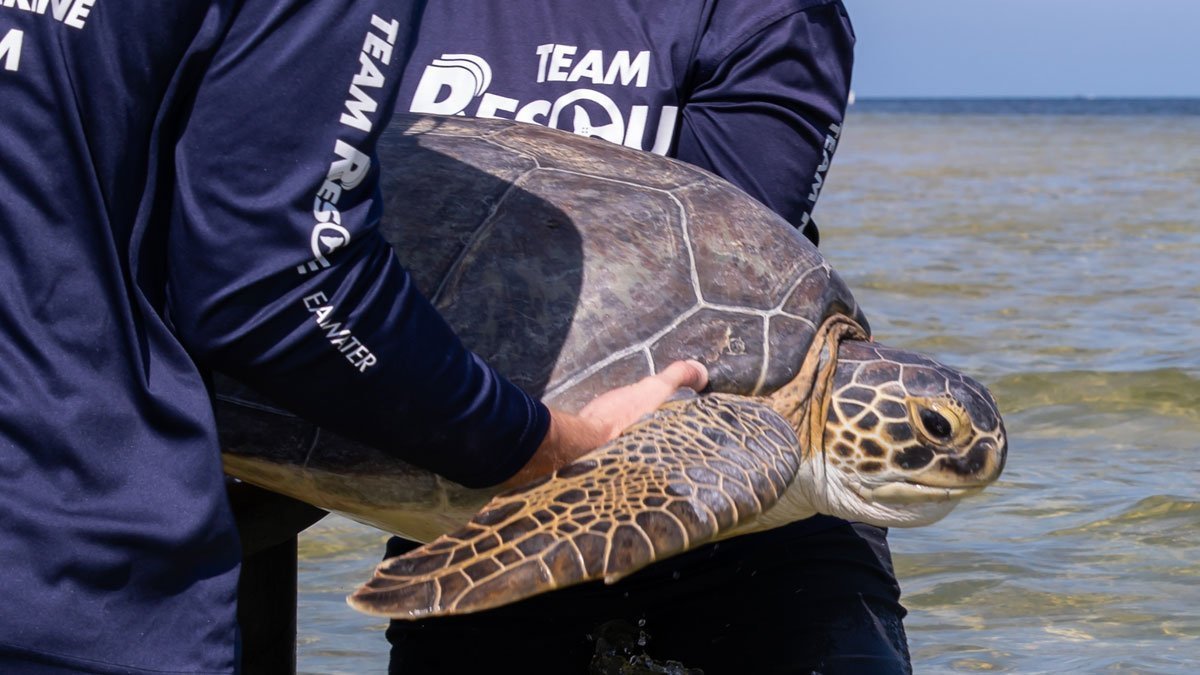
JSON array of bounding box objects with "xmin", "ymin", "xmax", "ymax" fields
[
  {"xmin": 0, "ymin": 3, "xmax": 703, "ymax": 674},
  {"xmin": 381, "ymin": 1, "xmax": 911, "ymax": 673}
]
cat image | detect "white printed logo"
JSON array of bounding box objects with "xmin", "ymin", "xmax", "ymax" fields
[
  {"xmin": 410, "ymin": 54, "xmax": 492, "ymax": 115},
  {"xmin": 298, "ymin": 16, "xmax": 398, "ymax": 276},
  {"xmin": 309, "ymin": 223, "xmax": 352, "ymax": 268},
  {"xmin": 1, "ymin": 29, "xmax": 23, "ymax": 72},
  {"xmin": 409, "ymin": 47, "xmax": 678, "ymax": 155}
]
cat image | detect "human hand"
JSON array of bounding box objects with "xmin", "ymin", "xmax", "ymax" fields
[{"xmin": 501, "ymin": 360, "xmax": 708, "ymax": 488}]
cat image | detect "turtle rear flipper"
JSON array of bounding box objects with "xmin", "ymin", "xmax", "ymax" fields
[{"xmin": 347, "ymin": 394, "xmax": 801, "ymax": 619}]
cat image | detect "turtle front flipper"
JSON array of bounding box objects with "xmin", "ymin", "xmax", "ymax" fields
[{"xmin": 347, "ymin": 394, "xmax": 802, "ymax": 619}]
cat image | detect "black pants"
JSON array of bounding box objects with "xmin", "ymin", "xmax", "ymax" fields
[{"xmin": 385, "ymin": 517, "xmax": 910, "ymax": 674}]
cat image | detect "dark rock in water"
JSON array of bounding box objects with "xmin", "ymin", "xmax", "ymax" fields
[{"xmin": 588, "ymin": 619, "xmax": 704, "ymax": 675}]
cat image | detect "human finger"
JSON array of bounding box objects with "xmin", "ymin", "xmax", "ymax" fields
[{"xmin": 579, "ymin": 359, "xmax": 709, "ymax": 439}]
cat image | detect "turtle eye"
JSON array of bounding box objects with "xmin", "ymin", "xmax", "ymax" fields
[{"xmin": 918, "ymin": 407, "xmax": 953, "ymax": 440}]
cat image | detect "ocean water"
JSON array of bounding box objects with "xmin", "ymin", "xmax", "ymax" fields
[{"xmin": 295, "ymin": 99, "xmax": 1200, "ymax": 673}]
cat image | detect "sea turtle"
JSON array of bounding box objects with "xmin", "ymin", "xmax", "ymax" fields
[{"xmin": 217, "ymin": 113, "xmax": 1007, "ymax": 620}]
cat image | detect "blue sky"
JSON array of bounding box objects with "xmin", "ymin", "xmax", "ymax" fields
[{"xmin": 848, "ymin": 0, "xmax": 1200, "ymax": 98}]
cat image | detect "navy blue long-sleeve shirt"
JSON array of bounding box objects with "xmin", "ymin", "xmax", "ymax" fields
[
  {"xmin": 0, "ymin": 0, "xmax": 854, "ymax": 671},
  {"xmin": 396, "ymin": 0, "xmax": 854, "ymax": 241},
  {"xmin": 0, "ymin": 2, "xmax": 546, "ymax": 672}
]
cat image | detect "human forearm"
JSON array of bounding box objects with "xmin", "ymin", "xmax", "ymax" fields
[
  {"xmin": 168, "ymin": 3, "xmax": 550, "ymax": 488},
  {"xmin": 678, "ymin": 1, "xmax": 855, "ymax": 242}
]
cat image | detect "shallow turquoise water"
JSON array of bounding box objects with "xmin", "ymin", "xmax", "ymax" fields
[{"xmin": 295, "ymin": 103, "xmax": 1200, "ymax": 673}]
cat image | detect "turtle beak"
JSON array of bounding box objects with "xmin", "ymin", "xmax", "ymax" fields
[{"xmin": 988, "ymin": 433, "xmax": 1008, "ymax": 483}]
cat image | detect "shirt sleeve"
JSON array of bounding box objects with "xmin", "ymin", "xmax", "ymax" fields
[
  {"xmin": 676, "ymin": 0, "xmax": 856, "ymax": 245},
  {"xmin": 165, "ymin": 0, "xmax": 547, "ymax": 488}
]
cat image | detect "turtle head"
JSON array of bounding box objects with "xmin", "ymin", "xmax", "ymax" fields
[{"xmin": 799, "ymin": 340, "xmax": 1007, "ymax": 528}]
